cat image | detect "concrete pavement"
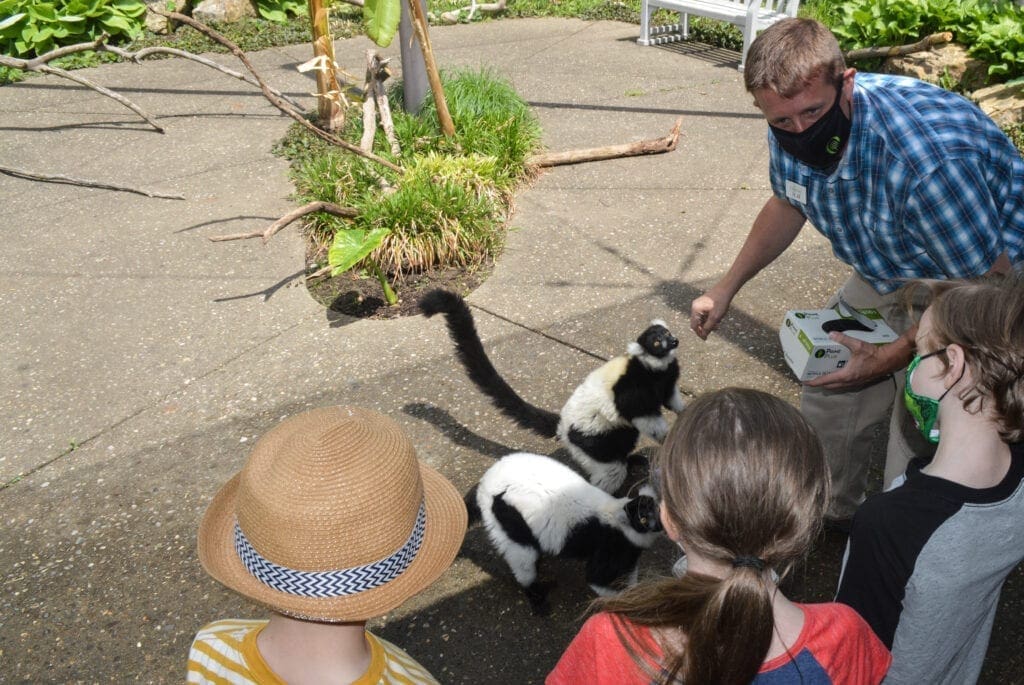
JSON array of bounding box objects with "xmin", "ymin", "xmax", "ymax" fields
[{"xmin": 2, "ymin": 17, "xmax": 1019, "ymax": 683}]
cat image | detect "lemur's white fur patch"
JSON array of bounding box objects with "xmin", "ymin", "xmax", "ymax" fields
[{"xmin": 474, "ymin": 453, "xmax": 661, "ymax": 589}]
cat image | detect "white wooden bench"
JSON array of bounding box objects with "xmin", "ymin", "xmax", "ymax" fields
[{"xmin": 637, "ymin": 0, "xmax": 800, "ymax": 71}]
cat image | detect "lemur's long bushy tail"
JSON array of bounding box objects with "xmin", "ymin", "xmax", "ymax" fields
[
  {"xmin": 464, "ymin": 484, "xmax": 482, "ymax": 527},
  {"xmin": 420, "ymin": 289, "xmax": 559, "ymax": 438}
]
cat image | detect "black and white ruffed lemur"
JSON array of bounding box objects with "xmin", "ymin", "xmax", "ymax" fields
[
  {"xmin": 465, "ymin": 452, "xmax": 663, "ymax": 616},
  {"xmin": 419, "ymin": 289, "xmax": 685, "ymax": 493}
]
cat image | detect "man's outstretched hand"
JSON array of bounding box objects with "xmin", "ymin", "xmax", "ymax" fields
[{"xmin": 690, "ymin": 287, "xmax": 733, "ymax": 340}]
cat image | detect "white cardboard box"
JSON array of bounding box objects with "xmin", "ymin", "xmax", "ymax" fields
[{"xmin": 779, "ymin": 307, "xmax": 899, "ymax": 381}]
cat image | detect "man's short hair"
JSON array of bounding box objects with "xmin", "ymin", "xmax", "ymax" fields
[{"xmin": 744, "ymin": 18, "xmax": 846, "ymax": 96}]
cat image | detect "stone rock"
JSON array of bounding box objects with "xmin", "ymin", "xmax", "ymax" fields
[
  {"xmin": 972, "ymin": 81, "xmax": 1024, "ymax": 128},
  {"xmin": 145, "ymin": 0, "xmax": 190, "ymax": 34},
  {"xmin": 192, "ymin": 0, "xmax": 257, "ymax": 23},
  {"xmin": 881, "ymin": 43, "xmax": 988, "ymax": 92}
]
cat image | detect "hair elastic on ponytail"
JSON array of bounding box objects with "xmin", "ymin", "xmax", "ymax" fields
[{"xmin": 731, "ymin": 555, "xmax": 766, "ymax": 571}]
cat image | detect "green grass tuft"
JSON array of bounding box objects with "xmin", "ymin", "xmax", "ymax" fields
[{"xmin": 279, "ymin": 68, "xmax": 542, "ymax": 279}]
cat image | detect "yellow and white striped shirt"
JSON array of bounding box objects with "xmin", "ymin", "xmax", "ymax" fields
[{"xmin": 187, "ymin": 619, "xmax": 440, "ymax": 684}]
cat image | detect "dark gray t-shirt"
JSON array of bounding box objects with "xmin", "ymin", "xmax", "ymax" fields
[{"xmin": 836, "ymin": 442, "xmax": 1024, "ymax": 684}]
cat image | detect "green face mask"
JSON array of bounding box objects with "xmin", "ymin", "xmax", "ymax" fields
[{"xmin": 903, "ymin": 348, "xmax": 956, "ymax": 444}]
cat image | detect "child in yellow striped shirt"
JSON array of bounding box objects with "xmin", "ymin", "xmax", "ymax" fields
[{"xmin": 187, "ymin": 407, "xmax": 467, "ymax": 684}]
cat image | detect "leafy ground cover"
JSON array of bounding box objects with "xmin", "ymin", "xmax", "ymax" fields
[{"xmin": 273, "ymin": 66, "xmax": 542, "ymax": 317}]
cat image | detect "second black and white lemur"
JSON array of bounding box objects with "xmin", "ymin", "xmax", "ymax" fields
[
  {"xmin": 466, "ymin": 452, "xmax": 663, "ymax": 615},
  {"xmin": 419, "ymin": 288, "xmax": 685, "ymax": 493}
]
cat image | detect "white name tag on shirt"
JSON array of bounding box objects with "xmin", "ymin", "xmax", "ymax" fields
[{"xmin": 785, "ymin": 180, "xmax": 807, "ymax": 204}]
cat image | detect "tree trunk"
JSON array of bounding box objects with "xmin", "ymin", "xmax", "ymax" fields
[{"xmin": 309, "ymin": 0, "xmax": 344, "ymax": 131}]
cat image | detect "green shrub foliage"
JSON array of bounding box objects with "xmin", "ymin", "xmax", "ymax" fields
[
  {"xmin": 255, "ymin": 0, "xmax": 307, "ymax": 23},
  {"xmin": 0, "ymin": 0, "xmax": 145, "ymax": 57},
  {"xmin": 276, "ymin": 68, "xmax": 543, "ymax": 283},
  {"xmin": 830, "ymin": 0, "xmax": 1024, "ymax": 81}
]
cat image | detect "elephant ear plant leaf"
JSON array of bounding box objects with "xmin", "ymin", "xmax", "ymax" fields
[
  {"xmin": 363, "ymin": 0, "xmax": 400, "ymax": 47},
  {"xmin": 328, "ymin": 226, "xmax": 398, "ymax": 305}
]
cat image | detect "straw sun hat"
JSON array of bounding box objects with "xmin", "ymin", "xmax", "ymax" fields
[{"xmin": 198, "ymin": 406, "xmax": 467, "ymax": 622}]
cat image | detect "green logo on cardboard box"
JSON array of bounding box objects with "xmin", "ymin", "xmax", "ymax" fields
[{"xmin": 814, "ymin": 349, "xmax": 826, "ymax": 358}]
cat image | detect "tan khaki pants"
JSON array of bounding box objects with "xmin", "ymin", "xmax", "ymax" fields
[{"xmin": 799, "ymin": 273, "xmax": 936, "ymax": 519}]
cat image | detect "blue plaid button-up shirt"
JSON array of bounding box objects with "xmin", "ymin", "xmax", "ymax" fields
[{"xmin": 769, "ymin": 73, "xmax": 1024, "ymax": 294}]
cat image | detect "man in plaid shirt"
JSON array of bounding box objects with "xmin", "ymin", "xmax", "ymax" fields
[{"xmin": 689, "ymin": 18, "xmax": 1024, "ymax": 526}]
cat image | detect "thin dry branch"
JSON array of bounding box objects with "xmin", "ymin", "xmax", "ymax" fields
[
  {"xmin": 528, "ymin": 116, "xmax": 683, "ymax": 168},
  {"xmin": 0, "ymin": 49, "xmax": 164, "ymax": 132},
  {"xmin": 209, "ymin": 201, "xmax": 359, "ymax": 243},
  {"xmin": 845, "ymin": 32, "xmax": 953, "ymax": 61},
  {"xmin": 8, "ymin": 35, "xmax": 108, "ymax": 66},
  {"xmin": 306, "ymin": 264, "xmax": 334, "ymax": 280},
  {"xmin": 103, "ymin": 44, "xmax": 304, "ymax": 110},
  {"xmin": 1, "ymin": 34, "xmax": 302, "ymax": 122},
  {"xmin": 0, "ymin": 164, "xmax": 184, "ymax": 199},
  {"xmin": 150, "ymin": 7, "xmax": 404, "ymax": 174},
  {"xmin": 36, "ymin": 63, "xmax": 165, "ymax": 131}
]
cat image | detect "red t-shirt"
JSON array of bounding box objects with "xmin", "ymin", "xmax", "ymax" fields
[{"xmin": 547, "ymin": 602, "xmax": 891, "ymax": 684}]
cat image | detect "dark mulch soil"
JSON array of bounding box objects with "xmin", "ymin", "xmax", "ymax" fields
[{"xmin": 307, "ymin": 264, "xmax": 493, "ymax": 320}]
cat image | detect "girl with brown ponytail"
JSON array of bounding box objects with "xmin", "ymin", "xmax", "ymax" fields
[{"xmin": 547, "ymin": 387, "xmax": 891, "ymax": 685}]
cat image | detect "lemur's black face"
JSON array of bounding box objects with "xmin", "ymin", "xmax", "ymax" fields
[
  {"xmin": 637, "ymin": 324, "xmax": 678, "ymax": 358},
  {"xmin": 625, "ymin": 495, "xmax": 663, "ymax": 534}
]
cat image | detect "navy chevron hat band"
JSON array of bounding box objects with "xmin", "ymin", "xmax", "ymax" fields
[{"xmin": 234, "ymin": 501, "xmax": 428, "ymax": 598}]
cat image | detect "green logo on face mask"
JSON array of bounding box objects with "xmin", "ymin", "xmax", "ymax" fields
[{"xmin": 826, "ymin": 136, "xmax": 841, "ymax": 154}]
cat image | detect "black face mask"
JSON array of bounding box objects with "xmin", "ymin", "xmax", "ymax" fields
[{"xmin": 769, "ymin": 85, "xmax": 851, "ymax": 169}]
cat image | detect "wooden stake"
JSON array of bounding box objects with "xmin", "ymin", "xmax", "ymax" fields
[
  {"xmin": 361, "ymin": 50, "xmax": 378, "ymax": 153},
  {"xmin": 372, "ymin": 56, "xmax": 401, "ymax": 156}
]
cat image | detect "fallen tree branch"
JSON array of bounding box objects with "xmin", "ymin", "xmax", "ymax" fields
[
  {"xmin": 1, "ymin": 34, "xmax": 303, "ymax": 123},
  {"xmin": 441, "ymin": 0, "xmax": 505, "ymax": 24},
  {"xmin": 0, "ymin": 164, "xmax": 184, "ymax": 199},
  {"xmin": 845, "ymin": 32, "xmax": 953, "ymax": 62},
  {"xmin": 306, "ymin": 264, "xmax": 334, "ymax": 280},
  {"xmin": 103, "ymin": 44, "xmax": 304, "ymax": 110},
  {"xmin": 209, "ymin": 201, "xmax": 359, "ymax": 243},
  {"xmin": 6, "ymin": 35, "xmax": 109, "ymax": 66},
  {"xmin": 0, "ymin": 48, "xmax": 164, "ymax": 132},
  {"xmin": 528, "ymin": 116, "xmax": 683, "ymax": 168},
  {"xmin": 151, "ymin": 7, "xmax": 404, "ymax": 174}
]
